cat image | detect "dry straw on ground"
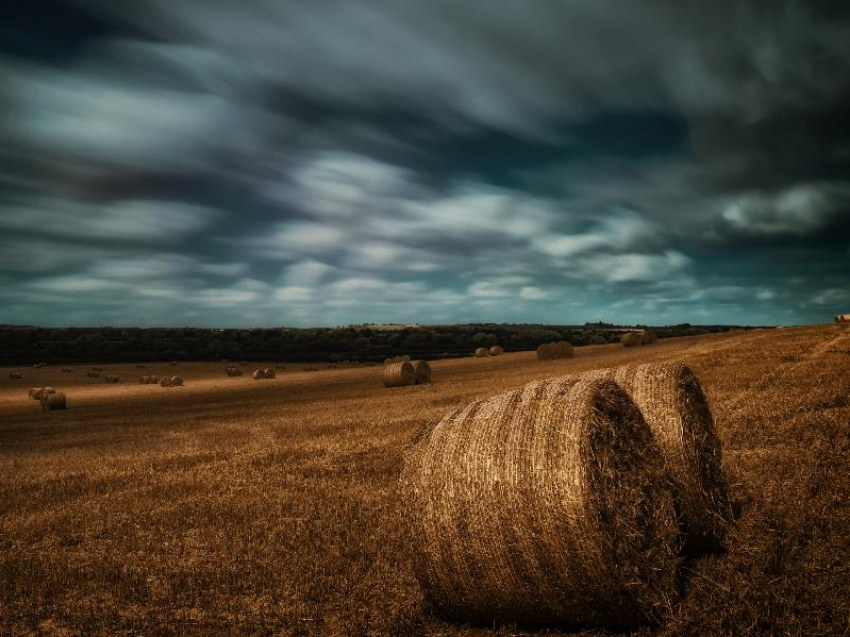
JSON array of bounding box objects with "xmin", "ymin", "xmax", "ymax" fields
[
  {"xmin": 474, "ymin": 347, "xmax": 490, "ymax": 357},
  {"xmin": 580, "ymin": 363, "xmax": 731, "ymax": 553},
  {"xmin": 400, "ymin": 377, "xmax": 679, "ymax": 629},
  {"xmin": 383, "ymin": 361, "xmax": 416, "ymax": 387},
  {"xmin": 489, "ymin": 345, "xmax": 504, "ymax": 356},
  {"xmin": 41, "ymin": 392, "xmax": 66, "ymax": 411},
  {"xmin": 412, "ymin": 360, "xmax": 432, "ymax": 384}
]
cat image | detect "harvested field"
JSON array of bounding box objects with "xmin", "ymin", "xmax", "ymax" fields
[{"xmin": 0, "ymin": 325, "xmax": 848, "ymax": 635}]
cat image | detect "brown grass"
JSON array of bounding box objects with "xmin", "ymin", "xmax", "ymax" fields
[
  {"xmin": 400, "ymin": 377, "xmax": 679, "ymax": 629},
  {"xmin": 0, "ymin": 326, "xmax": 848, "ymax": 635}
]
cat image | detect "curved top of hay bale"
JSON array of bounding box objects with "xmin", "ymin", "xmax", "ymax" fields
[
  {"xmin": 400, "ymin": 377, "xmax": 679, "ymax": 629},
  {"xmin": 583, "ymin": 363, "xmax": 731, "ymax": 553},
  {"xmin": 41, "ymin": 392, "xmax": 66, "ymax": 410},
  {"xmin": 536, "ymin": 342, "xmax": 555, "ymax": 360},
  {"xmin": 383, "ymin": 361, "xmax": 416, "ymax": 387},
  {"xmin": 474, "ymin": 347, "xmax": 490, "ymax": 357},
  {"xmin": 489, "ymin": 345, "xmax": 504, "ymax": 356},
  {"xmin": 412, "ymin": 360, "xmax": 431, "ymax": 384}
]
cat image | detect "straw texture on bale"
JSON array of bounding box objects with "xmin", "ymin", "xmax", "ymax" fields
[
  {"xmin": 641, "ymin": 330, "xmax": 658, "ymax": 345},
  {"xmin": 412, "ymin": 360, "xmax": 431, "ymax": 384},
  {"xmin": 86, "ymin": 371, "xmax": 100, "ymax": 378},
  {"xmin": 581, "ymin": 363, "xmax": 732, "ymax": 553},
  {"xmin": 41, "ymin": 392, "xmax": 66, "ymax": 411},
  {"xmin": 621, "ymin": 331, "xmax": 657, "ymax": 347},
  {"xmin": 264, "ymin": 368, "xmax": 276, "ymax": 379},
  {"xmin": 489, "ymin": 345, "xmax": 504, "ymax": 356},
  {"xmin": 9, "ymin": 372, "xmax": 22, "ymax": 379},
  {"xmin": 61, "ymin": 367, "xmax": 73, "ymax": 373},
  {"xmin": 170, "ymin": 376, "xmax": 183, "ymax": 387},
  {"xmin": 160, "ymin": 377, "xmax": 172, "ymax": 387},
  {"xmin": 400, "ymin": 377, "xmax": 679, "ymax": 629},
  {"xmin": 252, "ymin": 369, "xmax": 265, "ymax": 380},
  {"xmin": 383, "ymin": 361, "xmax": 416, "ymax": 387},
  {"xmin": 104, "ymin": 375, "xmax": 120, "ymax": 384},
  {"xmin": 225, "ymin": 367, "xmax": 243, "ymax": 376},
  {"xmin": 553, "ymin": 340, "xmax": 574, "ymax": 358},
  {"xmin": 474, "ymin": 347, "xmax": 490, "ymax": 357},
  {"xmin": 29, "ymin": 387, "xmax": 55, "ymax": 400},
  {"xmin": 536, "ymin": 342, "xmax": 555, "ymax": 360}
]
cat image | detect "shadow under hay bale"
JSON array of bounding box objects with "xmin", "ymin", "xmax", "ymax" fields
[
  {"xmin": 412, "ymin": 360, "xmax": 431, "ymax": 384},
  {"xmin": 400, "ymin": 377, "xmax": 679, "ymax": 630},
  {"xmin": 383, "ymin": 361, "xmax": 416, "ymax": 387},
  {"xmin": 41, "ymin": 392, "xmax": 66, "ymax": 411},
  {"xmin": 581, "ymin": 363, "xmax": 732, "ymax": 554}
]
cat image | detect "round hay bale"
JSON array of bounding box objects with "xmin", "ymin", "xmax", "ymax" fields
[
  {"xmin": 582, "ymin": 363, "xmax": 731, "ymax": 553},
  {"xmin": 383, "ymin": 357, "xmax": 393, "ymax": 365},
  {"xmin": 86, "ymin": 371, "xmax": 100, "ymax": 378},
  {"xmin": 263, "ymin": 368, "xmax": 276, "ymax": 379},
  {"xmin": 474, "ymin": 347, "xmax": 490, "ymax": 358},
  {"xmin": 536, "ymin": 343, "xmax": 555, "ymax": 360},
  {"xmin": 252, "ymin": 369, "xmax": 265, "ymax": 380},
  {"xmin": 489, "ymin": 345, "xmax": 504, "ymax": 356},
  {"xmin": 160, "ymin": 376, "xmax": 172, "ymax": 388},
  {"xmin": 138, "ymin": 376, "xmax": 147, "ymax": 384},
  {"xmin": 9, "ymin": 372, "xmax": 22, "ymax": 380},
  {"xmin": 30, "ymin": 387, "xmax": 55, "ymax": 400},
  {"xmin": 170, "ymin": 376, "xmax": 183, "ymax": 387},
  {"xmin": 621, "ymin": 332, "xmax": 643, "ymax": 347},
  {"xmin": 61, "ymin": 367, "xmax": 73, "ymax": 373},
  {"xmin": 275, "ymin": 364, "xmax": 286, "ymax": 370},
  {"xmin": 33, "ymin": 362, "xmax": 45, "ymax": 369},
  {"xmin": 400, "ymin": 377, "xmax": 679, "ymax": 629},
  {"xmin": 104, "ymin": 375, "xmax": 120, "ymax": 384},
  {"xmin": 383, "ymin": 361, "xmax": 416, "ymax": 387},
  {"xmin": 412, "ymin": 360, "xmax": 431, "ymax": 384},
  {"xmin": 91, "ymin": 366, "xmax": 103, "ymax": 371},
  {"xmin": 169, "ymin": 361, "xmax": 178, "ymax": 366},
  {"xmin": 41, "ymin": 392, "xmax": 66, "ymax": 411},
  {"xmin": 640, "ymin": 330, "xmax": 658, "ymax": 345},
  {"xmin": 553, "ymin": 340, "xmax": 574, "ymax": 359},
  {"xmin": 136, "ymin": 364, "xmax": 146, "ymax": 369}
]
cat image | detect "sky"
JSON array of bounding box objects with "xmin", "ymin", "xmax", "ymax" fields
[{"xmin": 1, "ymin": 1, "xmax": 849, "ymax": 327}]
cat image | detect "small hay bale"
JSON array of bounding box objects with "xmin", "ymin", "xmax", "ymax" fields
[
  {"xmin": 104, "ymin": 375, "xmax": 120, "ymax": 384},
  {"xmin": 412, "ymin": 360, "xmax": 431, "ymax": 384},
  {"xmin": 169, "ymin": 361, "xmax": 178, "ymax": 366},
  {"xmin": 170, "ymin": 376, "xmax": 183, "ymax": 387},
  {"xmin": 275, "ymin": 364, "xmax": 286, "ymax": 369},
  {"xmin": 400, "ymin": 377, "xmax": 679, "ymax": 629},
  {"xmin": 30, "ymin": 387, "xmax": 56, "ymax": 400},
  {"xmin": 383, "ymin": 361, "xmax": 416, "ymax": 387},
  {"xmin": 553, "ymin": 340, "xmax": 574, "ymax": 359},
  {"xmin": 264, "ymin": 368, "xmax": 276, "ymax": 379},
  {"xmin": 474, "ymin": 347, "xmax": 490, "ymax": 358},
  {"xmin": 252, "ymin": 369, "xmax": 265, "ymax": 380},
  {"xmin": 136, "ymin": 364, "xmax": 146, "ymax": 369},
  {"xmin": 621, "ymin": 332, "xmax": 643, "ymax": 347},
  {"xmin": 225, "ymin": 366, "xmax": 243, "ymax": 377},
  {"xmin": 536, "ymin": 343, "xmax": 555, "ymax": 360},
  {"xmin": 9, "ymin": 372, "xmax": 22, "ymax": 380},
  {"xmin": 92, "ymin": 366, "xmax": 103, "ymax": 371},
  {"xmin": 640, "ymin": 330, "xmax": 658, "ymax": 345},
  {"xmin": 582, "ymin": 363, "xmax": 731, "ymax": 553},
  {"xmin": 86, "ymin": 371, "xmax": 100, "ymax": 378},
  {"xmin": 33, "ymin": 362, "xmax": 45, "ymax": 369},
  {"xmin": 61, "ymin": 367, "xmax": 73, "ymax": 373},
  {"xmin": 160, "ymin": 376, "xmax": 172, "ymax": 388},
  {"xmin": 41, "ymin": 392, "xmax": 66, "ymax": 411},
  {"xmin": 138, "ymin": 376, "xmax": 147, "ymax": 384},
  {"xmin": 489, "ymin": 345, "xmax": 504, "ymax": 356}
]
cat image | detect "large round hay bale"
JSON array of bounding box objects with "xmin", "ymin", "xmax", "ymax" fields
[
  {"xmin": 264, "ymin": 368, "xmax": 276, "ymax": 379},
  {"xmin": 474, "ymin": 347, "xmax": 490, "ymax": 358},
  {"xmin": 170, "ymin": 376, "xmax": 183, "ymax": 387},
  {"xmin": 41, "ymin": 392, "xmax": 67, "ymax": 411},
  {"xmin": 489, "ymin": 345, "xmax": 504, "ymax": 356},
  {"xmin": 640, "ymin": 330, "xmax": 658, "ymax": 345},
  {"xmin": 582, "ymin": 363, "xmax": 731, "ymax": 553},
  {"xmin": 621, "ymin": 332, "xmax": 643, "ymax": 347},
  {"xmin": 412, "ymin": 360, "xmax": 431, "ymax": 384},
  {"xmin": 160, "ymin": 376, "xmax": 172, "ymax": 387},
  {"xmin": 383, "ymin": 361, "xmax": 416, "ymax": 387},
  {"xmin": 252, "ymin": 369, "xmax": 265, "ymax": 380},
  {"xmin": 553, "ymin": 340, "xmax": 574, "ymax": 359},
  {"xmin": 30, "ymin": 387, "xmax": 55, "ymax": 400},
  {"xmin": 536, "ymin": 343, "xmax": 555, "ymax": 360},
  {"xmin": 400, "ymin": 377, "xmax": 679, "ymax": 629}
]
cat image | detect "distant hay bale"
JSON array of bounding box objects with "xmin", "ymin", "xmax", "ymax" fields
[
  {"xmin": 552, "ymin": 340, "xmax": 574, "ymax": 359},
  {"xmin": 489, "ymin": 345, "xmax": 504, "ymax": 356},
  {"xmin": 61, "ymin": 367, "xmax": 73, "ymax": 373},
  {"xmin": 474, "ymin": 347, "xmax": 490, "ymax": 358},
  {"xmin": 225, "ymin": 366, "xmax": 243, "ymax": 377},
  {"xmin": 412, "ymin": 360, "xmax": 431, "ymax": 384},
  {"xmin": 386, "ymin": 355, "xmax": 412, "ymax": 364},
  {"xmin": 170, "ymin": 376, "xmax": 183, "ymax": 387},
  {"xmin": 160, "ymin": 376, "xmax": 172, "ymax": 387},
  {"xmin": 536, "ymin": 343, "xmax": 555, "ymax": 360},
  {"xmin": 400, "ymin": 377, "xmax": 679, "ymax": 628},
  {"xmin": 29, "ymin": 387, "xmax": 55, "ymax": 400},
  {"xmin": 33, "ymin": 362, "xmax": 45, "ymax": 369},
  {"xmin": 138, "ymin": 376, "xmax": 147, "ymax": 384},
  {"xmin": 582, "ymin": 363, "xmax": 731, "ymax": 553},
  {"xmin": 253, "ymin": 369, "xmax": 265, "ymax": 380},
  {"xmin": 91, "ymin": 366, "xmax": 103, "ymax": 371},
  {"xmin": 169, "ymin": 361, "xmax": 178, "ymax": 366},
  {"xmin": 275, "ymin": 364, "xmax": 286, "ymax": 369},
  {"xmin": 621, "ymin": 332, "xmax": 643, "ymax": 347},
  {"xmin": 86, "ymin": 371, "xmax": 100, "ymax": 378},
  {"xmin": 9, "ymin": 372, "xmax": 22, "ymax": 380},
  {"xmin": 641, "ymin": 330, "xmax": 658, "ymax": 345},
  {"xmin": 264, "ymin": 368, "xmax": 276, "ymax": 379},
  {"xmin": 136, "ymin": 364, "xmax": 146, "ymax": 369},
  {"xmin": 383, "ymin": 361, "xmax": 416, "ymax": 387},
  {"xmin": 104, "ymin": 375, "xmax": 120, "ymax": 384},
  {"xmin": 41, "ymin": 392, "xmax": 66, "ymax": 411}
]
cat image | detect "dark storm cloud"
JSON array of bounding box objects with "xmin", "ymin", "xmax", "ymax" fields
[{"xmin": 0, "ymin": 0, "xmax": 848, "ymax": 326}]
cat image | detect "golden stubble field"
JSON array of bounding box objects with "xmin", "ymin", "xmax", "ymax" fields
[{"xmin": 1, "ymin": 325, "xmax": 849, "ymax": 636}]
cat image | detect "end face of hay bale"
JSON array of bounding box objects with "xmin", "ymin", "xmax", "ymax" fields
[
  {"xmin": 399, "ymin": 377, "xmax": 679, "ymax": 629},
  {"xmin": 383, "ymin": 361, "xmax": 416, "ymax": 387},
  {"xmin": 170, "ymin": 376, "xmax": 183, "ymax": 387},
  {"xmin": 489, "ymin": 345, "xmax": 504, "ymax": 356},
  {"xmin": 412, "ymin": 360, "xmax": 432, "ymax": 384},
  {"xmin": 474, "ymin": 347, "xmax": 490, "ymax": 358},
  {"xmin": 160, "ymin": 377, "xmax": 172, "ymax": 387},
  {"xmin": 536, "ymin": 343, "xmax": 555, "ymax": 360},
  {"xmin": 252, "ymin": 369, "xmax": 265, "ymax": 380},
  {"xmin": 640, "ymin": 330, "xmax": 658, "ymax": 345},
  {"xmin": 553, "ymin": 340, "xmax": 574, "ymax": 359},
  {"xmin": 41, "ymin": 392, "xmax": 67, "ymax": 411},
  {"xmin": 263, "ymin": 368, "xmax": 276, "ymax": 379}
]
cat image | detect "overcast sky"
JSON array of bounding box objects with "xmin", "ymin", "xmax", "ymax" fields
[{"xmin": 1, "ymin": 1, "xmax": 848, "ymax": 327}]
